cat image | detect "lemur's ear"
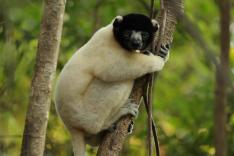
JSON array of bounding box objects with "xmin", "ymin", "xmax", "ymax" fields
[
  {"xmin": 113, "ymin": 16, "xmax": 123, "ymax": 27},
  {"xmin": 151, "ymin": 19, "xmax": 159, "ymax": 32}
]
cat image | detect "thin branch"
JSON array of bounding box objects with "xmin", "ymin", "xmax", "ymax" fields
[
  {"xmin": 136, "ymin": 0, "xmax": 158, "ymax": 17},
  {"xmin": 0, "ymin": 135, "xmax": 22, "ymax": 139},
  {"xmin": 214, "ymin": 0, "xmax": 231, "ymax": 156}
]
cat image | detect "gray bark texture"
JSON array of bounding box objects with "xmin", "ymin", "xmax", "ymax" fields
[
  {"xmin": 97, "ymin": 1, "xmax": 184, "ymax": 156},
  {"xmin": 214, "ymin": 0, "xmax": 231, "ymax": 156},
  {"xmin": 20, "ymin": 0, "xmax": 66, "ymax": 155}
]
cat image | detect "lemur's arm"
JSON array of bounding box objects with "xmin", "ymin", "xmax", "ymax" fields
[{"xmin": 94, "ymin": 46, "xmax": 169, "ymax": 82}]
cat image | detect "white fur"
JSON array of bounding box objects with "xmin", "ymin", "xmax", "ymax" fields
[
  {"xmin": 151, "ymin": 19, "xmax": 159, "ymax": 29},
  {"xmin": 54, "ymin": 22, "xmax": 166, "ymax": 156},
  {"xmin": 115, "ymin": 15, "xmax": 123, "ymax": 22}
]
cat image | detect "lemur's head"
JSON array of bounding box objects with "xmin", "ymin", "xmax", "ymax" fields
[{"xmin": 113, "ymin": 13, "xmax": 159, "ymax": 51}]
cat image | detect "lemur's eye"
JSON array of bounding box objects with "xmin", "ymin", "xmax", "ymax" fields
[
  {"xmin": 141, "ymin": 31, "xmax": 149, "ymax": 40},
  {"xmin": 123, "ymin": 30, "xmax": 132, "ymax": 38}
]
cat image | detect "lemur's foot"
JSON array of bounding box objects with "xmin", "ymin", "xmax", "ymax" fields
[
  {"xmin": 121, "ymin": 102, "xmax": 139, "ymax": 118},
  {"xmin": 107, "ymin": 119, "xmax": 135, "ymax": 134},
  {"xmin": 128, "ymin": 121, "xmax": 134, "ymax": 134}
]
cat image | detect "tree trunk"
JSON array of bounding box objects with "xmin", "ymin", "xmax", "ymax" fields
[
  {"xmin": 97, "ymin": 1, "xmax": 184, "ymax": 155},
  {"xmin": 20, "ymin": 0, "xmax": 66, "ymax": 156},
  {"xmin": 214, "ymin": 0, "xmax": 231, "ymax": 156}
]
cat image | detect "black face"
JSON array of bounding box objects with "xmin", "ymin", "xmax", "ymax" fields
[
  {"xmin": 113, "ymin": 13, "xmax": 159, "ymax": 51},
  {"xmin": 122, "ymin": 30, "xmax": 150, "ymax": 50}
]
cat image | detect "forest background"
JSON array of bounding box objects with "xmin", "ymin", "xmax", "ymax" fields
[{"xmin": 0, "ymin": 0, "xmax": 233, "ymax": 155}]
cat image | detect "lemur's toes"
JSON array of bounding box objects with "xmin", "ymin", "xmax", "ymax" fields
[{"xmin": 127, "ymin": 121, "xmax": 134, "ymax": 134}]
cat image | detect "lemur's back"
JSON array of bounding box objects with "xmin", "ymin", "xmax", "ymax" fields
[{"xmin": 54, "ymin": 24, "xmax": 123, "ymax": 107}]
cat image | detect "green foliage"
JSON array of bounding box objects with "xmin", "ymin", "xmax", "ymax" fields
[{"xmin": 0, "ymin": 0, "xmax": 233, "ymax": 155}]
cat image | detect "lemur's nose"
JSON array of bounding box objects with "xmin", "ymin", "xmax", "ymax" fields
[
  {"xmin": 132, "ymin": 39, "xmax": 141, "ymax": 45},
  {"xmin": 132, "ymin": 37, "xmax": 142, "ymax": 46},
  {"xmin": 130, "ymin": 31, "xmax": 143, "ymax": 49},
  {"xmin": 131, "ymin": 40, "xmax": 141, "ymax": 48}
]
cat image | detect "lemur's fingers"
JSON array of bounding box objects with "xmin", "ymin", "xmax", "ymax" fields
[
  {"xmin": 165, "ymin": 44, "xmax": 170, "ymax": 49},
  {"xmin": 161, "ymin": 45, "xmax": 167, "ymax": 51},
  {"xmin": 127, "ymin": 121, "xmax": 134, "ymax": 134},
  {"xmin": 158, "ymin": 50, "xmax": 167, "ymax": 58},
  {"xmin": 143, "ymin": 44, "xmax": 170, "ymax": 58},
  {"xmin": 160, "ymin": 48, "xmax": 168, "ymax": 54},
  {"xmin": 142, "ymin": 50, "xmax": 151, "ymax": 55},
  {"xmin": 159, "ymin": 44, "xmax": 170, "ymax": 59},
  {"xmin": 161, "ymin": 44, "xmax": 170, "ymax": 52}
]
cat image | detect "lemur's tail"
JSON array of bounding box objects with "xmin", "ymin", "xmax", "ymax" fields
[{"xmin": 70, "ymin": 129, "xmax": 86, "ymax": 156}]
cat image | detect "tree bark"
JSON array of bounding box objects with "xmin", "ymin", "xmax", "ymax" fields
[
  {"xmin": 214, "ymin": 0, "xmax": 231, "ymax": 156},
  {"xmin": 20, "ymin": 0, "xmax": 66, "ymax": 156},
  {"xmin": 97, "ymin": 1, "xmax": 184, "ymax": 156}
]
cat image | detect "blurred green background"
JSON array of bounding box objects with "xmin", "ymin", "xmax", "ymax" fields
[{"xmin": 0, "ymin": 0, "xmax": 233, "ymax": 155}]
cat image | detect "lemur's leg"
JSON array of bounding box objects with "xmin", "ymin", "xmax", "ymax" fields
[
  {"xmin": 85, "ymin": 130, "xmax": 106, "ymax": 146},
  {"xmin": 102, "ymin": 99, "xmax": 139, "ymax": 130},
  {"xmin": 68, "ymin": 79, "xmax": 133, "ymax": 135}
]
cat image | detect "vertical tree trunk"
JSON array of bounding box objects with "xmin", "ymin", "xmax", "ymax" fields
[
  {"xmin": 214, "ymin": 0, "xmax": 231, "ymax": 156},
  {"xmin": 97, "ymin": 1, "xmax": 184, "ymax": 155},
  {"xmin": 20, "ymin": 0, "xmax": 66, "ymax": 155}
]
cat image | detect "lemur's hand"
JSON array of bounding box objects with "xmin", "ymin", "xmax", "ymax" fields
[
  {"xmin": 142, "ymin": 44, "xmax": 170, "ymax": 60},
  {"xmin": 158, "ymin": 44, "xmax": 170, "ymax": 60},
  {"xmin": 142, "ymin": 50, "xmax": 152, "ymax": 56}
]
